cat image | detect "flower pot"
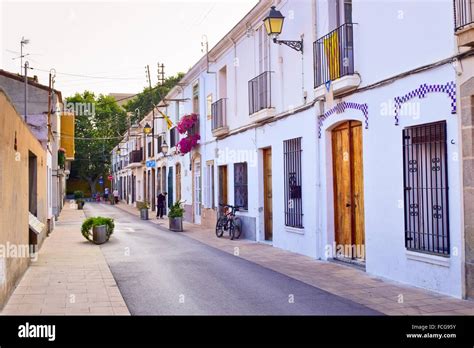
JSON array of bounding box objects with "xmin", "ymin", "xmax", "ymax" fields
[
  {"xmin": 77, "ymin": 201, "xmax": 84, "ymax": 210},
  {"xmin": 92, "ymin": 225, "xmax": 108, "ymax": 244},
  {"xmin": 169, "ymin": 217, "xmax": 183, "ymax": 232},
  {"xmin": 140, "ymin": 208, "xmax": 149, "ymax": 220}
]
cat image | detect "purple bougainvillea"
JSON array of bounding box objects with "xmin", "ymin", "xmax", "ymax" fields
[
  {"xmin": 177, "ymin": 134, "xmax": 200, "ymax": 155},
  {"xmin": 177, "ymin": 113, "xmax": 198, "ymax": 134}
]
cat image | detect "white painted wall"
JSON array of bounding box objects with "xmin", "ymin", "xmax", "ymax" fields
[
  {"xmin": 112, "ymin": 0, "xmax": 464, "ymax": 296},
  {"xmin": 319, "ymin": 65, "xmax": 462, "ymax": 297}
]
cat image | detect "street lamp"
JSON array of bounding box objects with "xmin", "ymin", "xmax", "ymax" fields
[
  {"xmin": 161, "ymin": 140, "xmax": 169, "ymax": 156},
  {"xmin": 263, "ymin": 6, "xmax": 303, "ymax": 53},
  {"xmin": 116, "ymin": 147, "xmax": 128, "ymax": 156},
  {"xmin": 143, "ymin": 122, "xmax": 152, "ymax": 135}
]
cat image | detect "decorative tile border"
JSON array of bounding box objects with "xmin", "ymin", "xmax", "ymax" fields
[
  {"xmin": 394, "ymin": 81, "xmax": 456, "ymax": 125},
  {"xmin": 318, "ymin": 101, "xmax": 369, "ymax": 138}
]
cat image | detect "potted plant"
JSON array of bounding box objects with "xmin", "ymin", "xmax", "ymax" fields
[
  {"xmin": 168, "ymin": 200, "xmax": 185, "ymax": 232},
  {"xmin": 137, "ymin": 201, "xmax": 150, "ymax": 220},
  {"xmin": 58, "ymin": 148, "xmax": 66, "ymax": 169},
  {"xmin": 74, "ymin": 190, "xmax": 85, "ymax": 210},
  {"xmin": 81, "ymin": 216, "xmax": 114, "ymax": 244}
]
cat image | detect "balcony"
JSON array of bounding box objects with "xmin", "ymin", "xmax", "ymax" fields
[
  {"xmin": 455, "ymin": 0, "xmax": 474, "ymax": 46},
  {"xmin": 211, "ymin": 98, "xmax": 229, "ymax": 137},
  {"xmin": 313, "ymin": 23, "xmax": 360, "ymax": 97},
  {"xmin": 248, "ymin": 71, "xmax": 275, "ymax": 123},
  {"xmin": 128, "ymin": 148, "xmax": 143, "ymax": 168}
]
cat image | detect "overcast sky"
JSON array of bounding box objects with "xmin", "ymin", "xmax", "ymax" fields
[{"xmin": 0, "ymin": 0, "xmax": 258, "ymax": 98}]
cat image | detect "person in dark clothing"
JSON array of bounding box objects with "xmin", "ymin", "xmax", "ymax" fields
[{"xmin": 157, "ymin": 192, "xmax": 167, "ymax": 218}]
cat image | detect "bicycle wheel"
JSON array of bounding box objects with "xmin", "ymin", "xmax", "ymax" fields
[
  {"xmin": 229, "ymin": 222, "xmax": 235, "ymax": 240},
  {"xmin": 232, "ymin": 217, "xmax": 242, "ymax": 240},
  {"xmin": 215, "ymin": 217, "xmax": 226, "ymax": 238}
]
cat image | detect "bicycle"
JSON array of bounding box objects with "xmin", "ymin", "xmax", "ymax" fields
[{"xmin": 215, "ymin": 204, "xmax": 242, "ymax": 240}]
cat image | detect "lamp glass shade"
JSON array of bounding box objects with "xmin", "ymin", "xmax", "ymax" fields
[
  {"xmin": 263, "ymin": 6, "xmax": 284, "ymax": 36},
  {"xmin": 116, "ymin": 149, "xmax": 121, "ymax": 155},
  {"xmin": 143, "ymin": 123, "xmax": 152, "ymax": 135},
  {"xmin": 161, "ymin": 141, "xmax": 169, "ymax": 155}
]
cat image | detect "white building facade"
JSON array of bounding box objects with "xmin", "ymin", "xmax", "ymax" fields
[{"xmin": 112, "ymin": 0, "xmax": 469, "ymax": 298}]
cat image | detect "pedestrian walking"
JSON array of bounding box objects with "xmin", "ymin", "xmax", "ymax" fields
[
  {"xmin": 156, "ymin": 192, "xmax": 168, "ymax": 219},
  {"xmin": 113, "ymin": 189, "xmax": 119, "ymax": 204},
  {"xmin": 104, "ymin": 187, "xmax": 109, "ymax": 201}
]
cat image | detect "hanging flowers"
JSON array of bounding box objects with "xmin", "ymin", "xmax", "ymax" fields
[
  {"xmin": 176, "ymin": 113, "xmax": 200, "ymax": 155},
  {"xmin": 177, "ymin": 134, "xmax": 200, "ymax": 155},
  {"xmin": 177, "ymin": 113, "xmax": 198, "ymax": 134}
]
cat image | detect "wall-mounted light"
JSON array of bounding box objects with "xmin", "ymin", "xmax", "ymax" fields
[
  {"xmin": 143, "ymin": 122, "xmax": 152, "ymax": 135},
  {"xmin": 161, "ymin": 140, "xmax": 169, "ymax": 157},
  {"xmin": 263, "ymin": 6, "xmax": 303, "ymax": 53}
]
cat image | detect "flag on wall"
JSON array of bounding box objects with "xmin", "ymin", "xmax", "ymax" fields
[
  {"xmin": 158, "ymin": 109, "xmax": 173, "ymax": 129},
  {"xmin": 323, "ymin": 30, "xmax": 340, "ymax": 81}
]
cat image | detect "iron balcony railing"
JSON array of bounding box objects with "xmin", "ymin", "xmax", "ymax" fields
[
  {"xmin": 454, "ymin": 0, "xmax": 474, "ymax": 31},
  {"xmin": 129, "ymin": 148, "xmax": 143, "ymax": 163},
  {"xmin": 211, "ymin": 98, "xmax": 227, "ymax": 130},
  {"xmin": 248, "ymin": 71, "xmax": 272, "ymax": 115},
  {"xmin": 313, "ymin": 23, "xmax": 355, "ymax": 88}
]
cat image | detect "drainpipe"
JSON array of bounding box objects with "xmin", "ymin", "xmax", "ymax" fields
[
  {"xmin": 316, "ymin": 100, "xmax": 324, "ymax": 260},
  {"xmin": 230, "ymin": 37, "xmax": 238, "ymax": 119},
  {"xmin": 312, "ymin": 0, "xmax": 324, "ymax": 260}
]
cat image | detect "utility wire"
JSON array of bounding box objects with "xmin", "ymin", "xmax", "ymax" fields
[{"xmin": 28, "ymin": 66, "xmax": 143, "ymax": 80}]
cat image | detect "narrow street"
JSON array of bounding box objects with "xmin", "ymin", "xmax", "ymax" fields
[{"xmin": 85, "ymin": 203, "xmax": 380, "ymax": 315}]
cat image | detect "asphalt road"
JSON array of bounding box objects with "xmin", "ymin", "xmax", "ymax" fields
[{"xmin": 85, "ymin": 202, "xmax": 381, "ymax": 315}]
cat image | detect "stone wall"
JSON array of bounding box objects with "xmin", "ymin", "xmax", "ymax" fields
[{"xmin": 461, "ymin": 77, "xmax": 474, "ymax": 299}]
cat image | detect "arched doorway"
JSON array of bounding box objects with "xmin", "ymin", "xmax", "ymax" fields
[{"xmin": 331, "ymin": 120, "xmax": 365, "ymax": 261}]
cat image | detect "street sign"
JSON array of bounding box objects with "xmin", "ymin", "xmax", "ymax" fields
[
  {"xmin": 146, "ymin": 160, "xmax": 156, "ymax": 168},
  {"xmin": 108, "ymin": 175, "xmax": 113, "ymax": 181},
  {"xmin": 99, "ymin": 179, "xmax": 104, "ymax": 186}
]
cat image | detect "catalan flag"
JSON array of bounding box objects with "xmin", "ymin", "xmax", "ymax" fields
[
  {"xmin": 158, "ymin": 109, "xmax": 173, "ymax": 129},
  {"xmin": 324, "ymin": 30, "xmax": 340, "ymax": 81}
]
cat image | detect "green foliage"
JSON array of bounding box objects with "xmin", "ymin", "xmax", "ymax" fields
[
  {"xmin": 81, "ymin": 216, "xmax": 115, "ymax": 242},
  {"xmin": 74, "ymin": 190, "xmax": 84, "ymax": 199},
  {"xmin": 168, "ymin": 201, "xmax": 185, "ymax": 219},
  {"xmin": 66, "ymin": 91, "xmax": 128, "ymax": 195},
  {"xmin": 58, "ymin": 150, "xmax": 66, "ymax": 169},
  {"xmin": 123, "ymin": 73, "xmax": 184, "ymax": 123},
  {"xmin": 136, "ymin": 201, "xmax": 150, "ymax": 210}
]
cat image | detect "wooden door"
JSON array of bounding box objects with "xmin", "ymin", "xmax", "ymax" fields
[
  {"xmin": 218, "ymin": 165, "xmax": 228, "ymax": 206},
  {"xmin": 263, "ymin": 148, "xmax": 273, "ymax": 241},
  {"xmin": 332, "ymin": 121, "xmax": 365, "ymax": 260},
  {"xmin": 175, "ymin": 164, "xmax": 181, "ymax": 201},
  {"xmin": 151, "ymin": 169, "xmax": 156, "ymax": 211},
  {"xmin": 193, "ymin": 160, "xmax": 201, "ymax": 224}
]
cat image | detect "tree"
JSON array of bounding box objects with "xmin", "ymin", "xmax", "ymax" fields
[
  {"xmin": 67, "ymin": 72, "xmax": 183, "ymax": 196},
  {"xmin": 123, "ymin": 73, "xmax": 184, "ymax": 124},
  {"xmin": 67, "ymin": 91, "xmax": 128, "ymax": 195}
]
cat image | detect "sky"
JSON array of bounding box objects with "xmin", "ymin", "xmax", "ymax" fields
[{"xmin": 0, "ymin": 0, "xmax": 258, "ymax": 98}]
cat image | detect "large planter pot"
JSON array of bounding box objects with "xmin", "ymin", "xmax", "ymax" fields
[
  {"xmin": 169, "ymin": 217, "xmax": 183, "ymax": 232},
  {"xmin": 140, "ymin": 208, "xmax": 149, "ymax": 220},
  {"xmin": 92, "ymin": 225, "xmax": 107, "ymax": 244}
]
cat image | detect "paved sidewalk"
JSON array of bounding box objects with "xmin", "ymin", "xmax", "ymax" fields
[
  {"xmin": 115, "ymin": 202, "xmax": 474, "ymax": 315},
  {"xmin": 0, "ymin": 204, "xmax": 130, "ymax": 315}
]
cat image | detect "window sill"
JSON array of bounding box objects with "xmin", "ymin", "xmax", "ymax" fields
[
  {"xmin": 405, "ymin": 250, "xmax": 450, "ymax": 268},
  {"xmin": 285, "ymin": 226, "xmax": 304, "ymax": 235}
]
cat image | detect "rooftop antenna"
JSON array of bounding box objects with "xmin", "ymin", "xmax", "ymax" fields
[
  {"xmin": 201, "ymin": 34, "xmax": 215, "ymax": 74},
  {"xmin": 20, "ymin": 37, "xmax": 30, "ymax": 75}
]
